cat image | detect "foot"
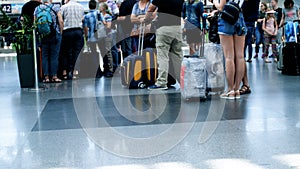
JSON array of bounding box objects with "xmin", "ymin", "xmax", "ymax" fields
[
  {"xmin": 148, "ymin": 84, "xmax": 168, "ymax": 90},
  {"xmin": 235, "ymin": 90, "xmax": 240, "ymax": 99},
  {"xmin": 220, "ymin": 90, "xmax": 235, "ymax": 99},
  {"xmin": 253, "ymin": 54, "xmax": 258, "ymax": 59},
  {"xmin": 265, "ymin": 59, "xmax": 271, "ymax": 63},
  {"xmin": 51, "ymin": 76, "xmax": 62, "ymax": 83},
  {"xmin": 274, "ymin": 58, "xmax": 278, "ymax": 63},
  {"xmin": 239, "ymin": 85, "xmax": 251, "ymax": 95},
  {"xmin": 43, "ymin": 76, "xmax": 50, "ymax": 83},
  {"xmin": 246, "ymin": 59, "xmax": 252, "ymax": 62}
]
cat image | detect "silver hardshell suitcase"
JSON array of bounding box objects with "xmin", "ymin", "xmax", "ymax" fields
[{"xmin": 180, "ymin": 32, "xmax": 207, "ymax": 100}]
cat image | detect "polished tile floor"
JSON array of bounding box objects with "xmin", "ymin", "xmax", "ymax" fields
[{"xmin": 0, "ymin": 51, "xmax": 300, "ymax": 169}]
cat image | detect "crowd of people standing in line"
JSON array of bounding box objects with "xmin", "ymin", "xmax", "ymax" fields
[{"xmin": 20, "ymin": 0, "xmax": 300, "ymax": 99}]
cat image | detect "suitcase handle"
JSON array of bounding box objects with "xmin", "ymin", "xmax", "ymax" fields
[
  {"xmin": 199, "ymin": 30, "xmax": 205, "ymax": 58},
  {"xmin": 138, "ymin": 22, "xmax": 146, "ymax": 56}
]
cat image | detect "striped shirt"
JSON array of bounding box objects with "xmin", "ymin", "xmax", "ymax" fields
[
  {"xmin": 61, "ymin": 0, "xmax": 84, "ymax": 30},
  {"xmin": 106, "ymin": 0, "xmax": 119, "ymax": 16}
]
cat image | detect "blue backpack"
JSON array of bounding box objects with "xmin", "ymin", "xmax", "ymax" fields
[{"xmin": 35, "ymin": 4, "xmax": 56, "ymax": 38}]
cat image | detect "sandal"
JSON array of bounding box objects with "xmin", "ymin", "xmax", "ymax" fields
[
  {"xmin": 51, "ymin": 77, "xmax": 62, "ymax": 83},
  {"xmin": 220, "ymin": 90, "xmax": 235, "ymax": 99},
  {"xmin": 43, "ymin": 76, "xmax": 50, "ymax": 83},
  {"xmin": 62, "ymin": 74, "xmax": 68, "ymax": 80},
  {"xmin": 239, "ymin": 85, "xmax": 251, "ymax": 95}
]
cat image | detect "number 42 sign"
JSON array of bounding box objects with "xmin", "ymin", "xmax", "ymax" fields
[{"xmin": 1, "ymin": 4, "xmax": 12, "ymax": 14}]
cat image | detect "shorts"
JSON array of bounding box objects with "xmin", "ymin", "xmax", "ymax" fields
[
  {"xmin": 218, "ymin": 12, "xmax": 247, "ymax": 36},
  {"xmin": 186, "ymin": 28, "xmax": 202, "ymax": 44}
]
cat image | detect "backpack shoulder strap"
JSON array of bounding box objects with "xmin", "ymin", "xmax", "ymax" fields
[{"xmin": 46, "ymin": 4, "xmax": 59, "ymax": 29}]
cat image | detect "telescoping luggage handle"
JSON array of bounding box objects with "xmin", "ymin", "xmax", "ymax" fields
[
  {"xmin": 138, "ymin": 22, "xmax": 146, "ymax": 56},
  {"xmin": 199, "ymin": 30, "xmax": 205, "ymax": 58},
  {"xmin": 293, "ymin": 20, "xmax": 300, "ymax": 43}
]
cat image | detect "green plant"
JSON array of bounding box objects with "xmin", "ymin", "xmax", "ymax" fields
[{"xmin": 0, "ymin": 7, "xmax": 34, "ymax": 54}]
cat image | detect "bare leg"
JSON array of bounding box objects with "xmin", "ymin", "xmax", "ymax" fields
[
  {"xmin": 220, "ymin": 35, "xmax": 235, "ymax": 92},
  {"xmin": 233, "ymin": 35, "xmax": 246, "ymax": 91}
]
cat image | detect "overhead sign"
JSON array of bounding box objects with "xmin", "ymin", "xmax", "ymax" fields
[{"xmin": 1, "ymin": 4, "xmax": 12, "ymax": 14}]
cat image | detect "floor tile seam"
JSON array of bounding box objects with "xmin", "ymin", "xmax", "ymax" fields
[{"xmin": 225, "ymin": 118, "xmax": 299, "ymax": 132}]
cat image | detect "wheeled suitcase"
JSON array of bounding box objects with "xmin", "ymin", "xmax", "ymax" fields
[
  {"xmin": 180, "ymin": 33, "xmax": 207, "ymax": 100},
  {"xmin": 277, "ymin": 43, "xmax": 283, "ymax": 70},
  {"xmin": 282, "ymin": 20, "xmax": 300, "ymax": 75},
  {"xmin": 120, "ymin": 23, "xmax": 147, "ymax": 89},
  {"xmin": 121, "ymin": 54, "xmax": 145, "ymax": 88},
  {"xmin": 79, "ymin": 49, "xmax": 100, "ymax": 78},
  {"xmin": 142, "ymin": 48, "xmax": 157, "ymax": 87},
  {"xmin": 205, "ymin": 43, "xmax": 225, "ymax": 92}
]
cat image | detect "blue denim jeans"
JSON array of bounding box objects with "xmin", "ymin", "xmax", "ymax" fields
[
  {"xmin": 244, "ymin": 23, "xmax": 255, "ymax": 59},
  {"xmin": 110, "ymin": 31, "xmax": 119, "ymax": 71},
  {"xmin": 41, "ymin": 33, "xmax": 62, "ymax": 76},
  {"xmin": 120, "ymin": 35, "xmax": 132, "ymax": 58},
  {"xmin": 254, "ymin": 26, "xmax": 265, "ymax": 54},
  {"xmin": 218, "ymin": 12, "xmax": 247, "ymax": 36}
]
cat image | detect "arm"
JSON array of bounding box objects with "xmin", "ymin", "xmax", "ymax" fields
[
  {"xmin": 57, "ymin": 11, "xmax": 64, "ymax": 34},
  {"xmin": 144, "ymin": 3, "xmax": 157, "ymax": 23},
  {"xmin": 213, "ymin": 0, "xmax": 226, "ymax": 11},
  {"xmin": 274, "ymin": 18, "xmax": 278, "ymax": 35},
  {"xmin": 82, "ymin": 16, "xmax": 88, "ymax": 39},
  {"xmin": 130, "ymin": 3, "xmax": 142, "ymax": 23},
  {"xmin": 131, "ymin": 14, "xmax": 146, "ymax": 23}
]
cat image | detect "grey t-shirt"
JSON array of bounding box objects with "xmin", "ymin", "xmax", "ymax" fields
[{"xmin": 283, "ymin": 6, "xmax": 299, "ymax": 22}]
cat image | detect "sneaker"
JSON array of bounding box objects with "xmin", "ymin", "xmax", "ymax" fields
[
  {"xmin": 246, "ymin": 59, "xmax": 252, "ymax": 62},
  {"xmin": 274, "ymin": 58, "xmax": 278, "ymax": 62},
  {"xmin": 148, "ymin": 85, "xmax": 168, "ymax": 90},
  {"xmin": 264, "ymin": 59, "xmax": 272, "ymax": 63},
  {"xmin": 253, "ymin": 54, "xmax": 258, "ymax": 59},
  {"xmin": 220, "ymin": 90, "xmax": 235, "ymax": 99}
]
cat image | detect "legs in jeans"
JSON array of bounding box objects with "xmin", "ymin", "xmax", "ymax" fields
[
  {"xmin": 42, "ymin": 34, "xmax": 62, "ymax": 81},
  {"xmin": 121, "ymin": 36, "xmax": 132, "ymax": 58},
  {"xmin": 254, "ymin": 27, "xmax": 265, "ymax": 57},
  {"xmin": 99, "ymin": 36, "xmax": 113, "ymax": 76},
  {"xmin": 111, "ymin": 32, "xmax": 119, "ymax": 72},
  {"xmin": 244, "ymin": 25, "xmax": 254, "ymax": 61}
]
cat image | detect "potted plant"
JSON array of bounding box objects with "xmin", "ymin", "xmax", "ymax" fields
[{"xmin": 0, "ymin": 7, "xmax": 35, "ymax": 88}]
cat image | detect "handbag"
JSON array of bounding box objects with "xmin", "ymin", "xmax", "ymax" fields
[
  {"xmin": 95, "ymin": 13, "xmax": 106, "ymax": 39},
  {"xmin": 220, "ymin": 0, "xmax": 241, "ymax": 25}
]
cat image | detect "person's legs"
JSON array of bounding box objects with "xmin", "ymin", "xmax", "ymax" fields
[
  {"xmin": 71, "ymin": 29, "xmax": 84, "ymax": 76},
  {"xmin": 169, "ymin": 28, "xmax": 183, "ymax": 83},
  {"xmin": 41, "ymin": 42, "xmax": 50, "ymax": 81},
  {"xmin": 240, "ymin": 61, "xmax": 252, "ymax": 95},
  {"xmin": 49, "ymin": 34, "xmax": 62, "ymax": 80},
  {"xmin": 271, "ymin": 35, "xmax": 278, "ymax": 62},
  {"xmin": 153, "ymin": 27, "xmax": 171, "ymax": 88},
  {"xmin": 263, "ymin": 35, "xmax": 271, "ymax": 62},
  {"xmin": 233, "ymin": 34, "xmax": 246, "ymax": 94},
  {"xmin": 254, "ymin": 27, "xmax": 260, "ymax": 57},
  {"xmin": 104, "ymin": 35, "xmax": 114, "ymax": 76},
  {"xmin": 245, "ymin": 25, "xmax": 254, "ymax": 61},
  {"xmin": 220, "ymin": 35, "xmax": 235, "ymax": 92}
]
